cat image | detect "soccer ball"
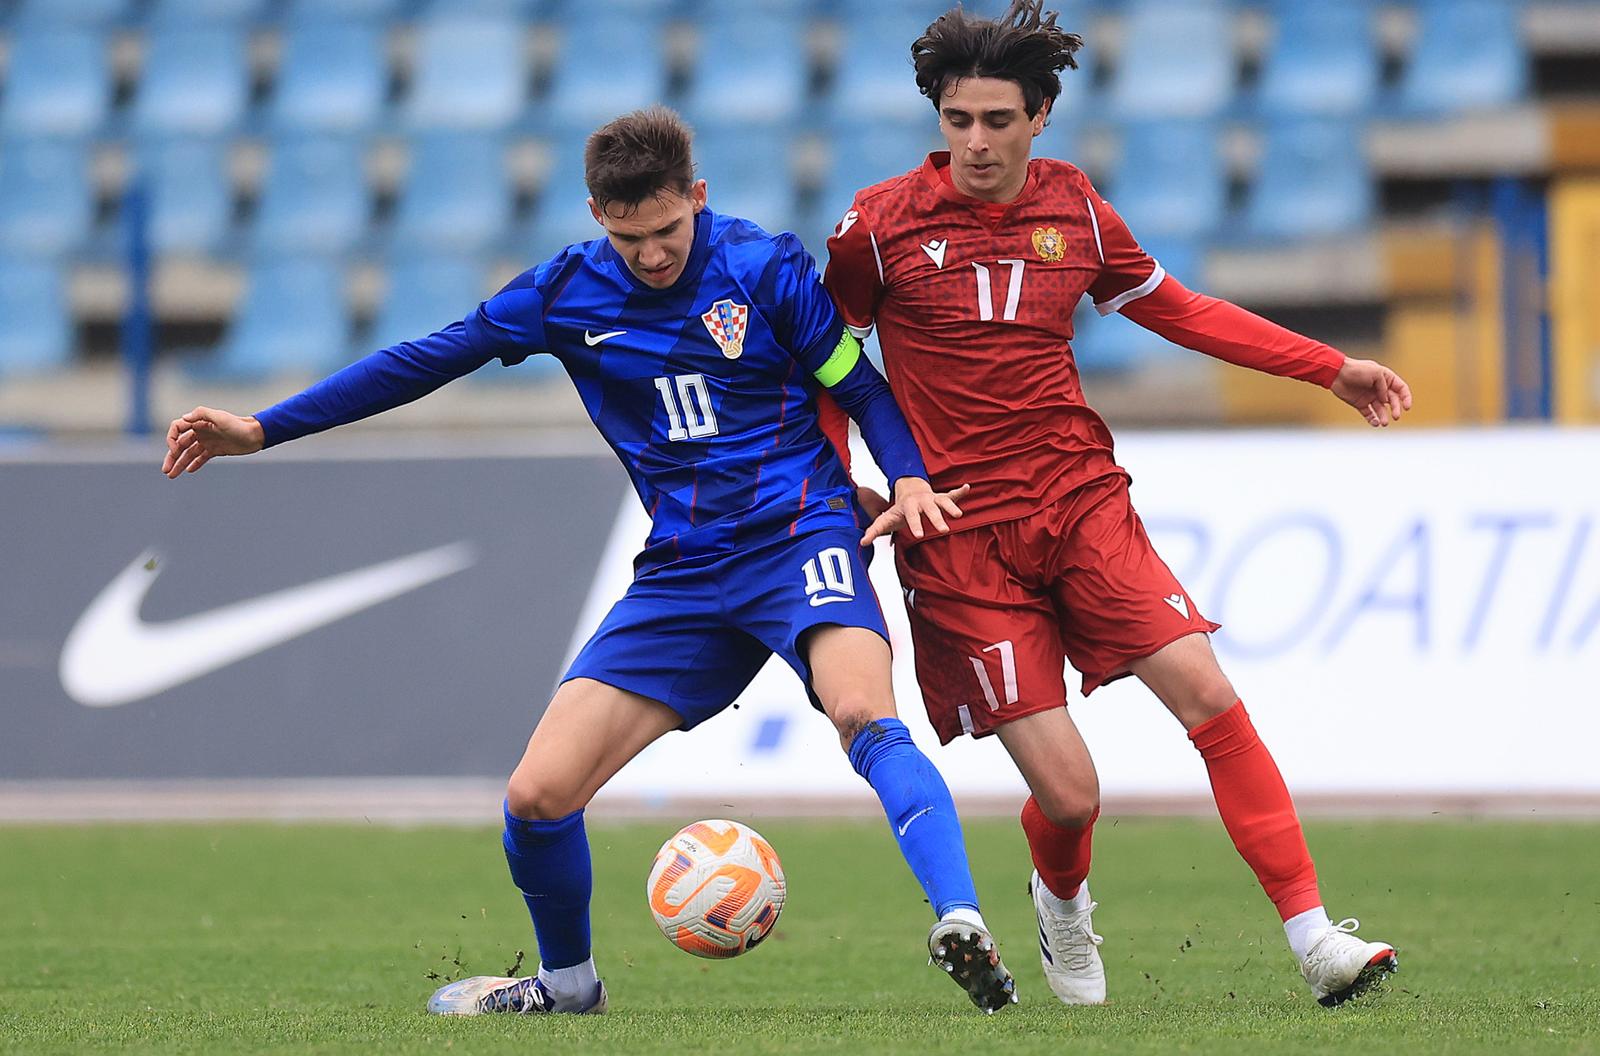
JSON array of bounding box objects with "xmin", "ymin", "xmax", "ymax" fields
[{"xmin": 646, "ymin": 819, "xmax": 786, "ymax": 958}]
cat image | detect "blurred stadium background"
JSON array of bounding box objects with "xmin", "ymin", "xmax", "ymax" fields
[{"xmin": 1, "ymin": 0, "xmax": 1598, "ymax": 436}]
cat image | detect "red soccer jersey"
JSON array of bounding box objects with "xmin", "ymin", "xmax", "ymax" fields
[{"xmin": 823, "ymin": 151, "xmax": 1342, "ymax": 534}]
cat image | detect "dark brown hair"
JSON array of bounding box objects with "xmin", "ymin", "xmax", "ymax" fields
[
  {"xmin": 583, "ymin": 106, "xmax": 696, "ymax": 214},
  {"xmin": 912, "ymin": 0, "xmax": 1083, "ymax": 118}
]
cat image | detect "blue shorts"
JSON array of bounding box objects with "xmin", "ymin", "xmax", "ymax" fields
[{"xmin": 564, "ymin": 525, "xmax": 888, "ymax": 729}]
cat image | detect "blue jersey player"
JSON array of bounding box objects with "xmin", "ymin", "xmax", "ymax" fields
[{"xmin": 161, "ymin": 108, "xmax": 1018, "ymax": 1015}]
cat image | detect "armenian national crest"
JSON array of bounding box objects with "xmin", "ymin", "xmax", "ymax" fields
[
  {"xmin": 701, "ymin": 298, "xmax": 750, "ymax": 359},
  {"xmin": 1032, "ymin": 225, "xmax": 1066, "ymax": 263}
]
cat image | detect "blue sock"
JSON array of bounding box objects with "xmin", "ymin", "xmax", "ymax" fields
[
  {"xmin": 502, "ymin": 801, "xmax": 592, "ymax": 971},
  {"xmin": 846, "ymin": 718, "xmax": 980, "ymax": 918}
]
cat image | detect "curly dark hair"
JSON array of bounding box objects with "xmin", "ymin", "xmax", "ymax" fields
[
  {"xmin": 584, "ymin": 105, "xmax": 697, "ymax": 214},
  {"xmin": 912, "ymin": 0, "xmax": 1084, "ymax": 119}
]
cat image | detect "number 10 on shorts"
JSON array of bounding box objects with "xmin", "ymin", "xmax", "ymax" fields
[{"xmin": 802, "ymin": 547, "xmax": 855, "ymax": 606}]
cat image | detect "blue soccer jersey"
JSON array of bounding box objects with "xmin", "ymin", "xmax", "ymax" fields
[{"xmin": 255, "ymin": 209, "xmax": 925, "ymax": 571}]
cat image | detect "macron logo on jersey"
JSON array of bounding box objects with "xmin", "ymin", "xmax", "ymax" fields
[{"xmin": 920, "ymin": 239, "xmax": 948, "ymax": 269}]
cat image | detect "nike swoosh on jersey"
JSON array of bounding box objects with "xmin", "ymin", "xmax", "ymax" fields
[
  {"xmin": 58, "ymin": 543, "xmax": 477, "ymax": 708},
  {"xmin": 584, "ymin": 330, "xmax": 627, "ymax": 346},
  {"xmin": 808, "ymin": 594, "xmax": 853, "ymax": 607}
]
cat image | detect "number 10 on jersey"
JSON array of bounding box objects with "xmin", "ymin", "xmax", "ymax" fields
[{"xmin": 655, "ymin": 373, "xmax": 719, "ymax": 440}]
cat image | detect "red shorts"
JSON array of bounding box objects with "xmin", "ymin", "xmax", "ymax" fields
[{"xmin": 894, "ymin": 474, "xmax": 1219, "ymax": 744}]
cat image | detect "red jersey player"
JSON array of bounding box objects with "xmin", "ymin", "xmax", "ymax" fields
[{"xmin": 823, "ymin": 0, "xmax": 1408, "ymax": 1008}]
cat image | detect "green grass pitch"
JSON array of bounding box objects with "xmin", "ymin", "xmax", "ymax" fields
[{"xmin": 2, "ymin": 817, "xmax": 1597, "ymax": 1054}]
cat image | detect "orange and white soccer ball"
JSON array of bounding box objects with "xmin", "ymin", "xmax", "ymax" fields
[{"xmin": 646, "ymin": 819, "xmax": 786, "ymax": 958}]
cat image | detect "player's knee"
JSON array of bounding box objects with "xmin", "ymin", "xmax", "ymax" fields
[
  {"xmin": 1187, "ymin": 677, "xmax": 1240, "ymax": 726},
  {"xmin": 1033, "ymin": 780, "xmax": 1101, "ymax": 830},
  {"xmin": 505, "ymin": 772, "xmax": 584, "ymax": 821},
  {"xmin": 826, "ymin": 696, "xmax": 894, "ymax": 747}
]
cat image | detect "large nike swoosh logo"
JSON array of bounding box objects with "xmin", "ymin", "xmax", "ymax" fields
[
  {"xmin": 59, "ymin": 543, "xmax": 477, "ymax": 708},
  {"xmin": 808, "ymin": 594, "xmax": 852, "ymax": 607},
  {"xmin": 584, "ymin": 330, "xmax": 627, "ymax": 346}
]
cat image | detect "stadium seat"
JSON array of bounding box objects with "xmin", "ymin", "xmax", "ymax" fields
[
  {"xmin": 0, "ymin": 27, "xmax": 111, "ymax": 138},
  {"xmin": 268, "ymin": 20, "xmax": 387, "ymax": 135},
  {"xmin": 250, "ymin": 136, "xmax": 370, "ymax": 257},
  {"xmin": 131, "ymin": 26, "xmax": 249, "ymax": 138},
  {"xmin": 390, "ymin": 133, "xmax": 513, "ymax": 253},
  {"xmin": 1256, "ymin": 1, "xmax": 1379, "ymax": 117},
  {"xmin": 1243, "ymin": 118, "xmax": 1373, "ymax": 241},
  {"xmin": 401, "ymin": 15, "xmax": 526, "ymax": 132},
  {"xmin": 145, "ymin": 0, "xmax": 270, "ymax": 23},
  {"xmin": 1107, "ymin": 1, "xmax": 1235, "ymax": 120},
  {"xmin": 682, "ymin": 11, "xmax": 809, "ymax": 127},
  {"xmin": 0, "ymin": 257, "xmax": 72, "ymax": 375},
  {"xmin": 828, "ymin": 9, "xmax": 938, "ymax": 126},
  {"xmin": 137, "ymin": 138, "xmax": 233, "ymax": 256},
  {"xmin": 281, "ymin": 0, "xmax": 406, "ymax": 18},
  {"xmin": 1104, "ymin": 120, "xmax": 1226, "ymax": 241},
  {"xmin": 9, "ymin": 0, "xmax": 133, "ymax": 26},
  {"xmin": 817, "ymin": 122, "xmax": 945, "ymax": 222},
  {"xmin": 366, "ymin": 256, "xmax": 487, "ymax": 354},
  {"xmin": 546, "ymin": 12, "xmax": 670, "ymax": 131},
  {"xmin": 1399, "ymin": 0, "xmax": 1529, "ymax": 115},
  {"xmin": 0, "ymin": 138, "xmax": 94, "ymax": 257},
  {"xmin": 525, "ymin": 139, "xmax": 600, "ymax": 262},
  {"xmin": 210, "ymin": 259, "xmax": 349, "ymax": 379},
  {"xmin": 697, "ymin": 124, "xmax": 798, "ymax": 235}
]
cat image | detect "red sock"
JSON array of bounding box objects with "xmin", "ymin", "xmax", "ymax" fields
[
  {"xmin": 1020, "ymin": 797, "xmax": 1099, "ymax": 900},
  {"xmin": 1189, "ymin": 700, "xmax": 1321, "ymax": 921}
]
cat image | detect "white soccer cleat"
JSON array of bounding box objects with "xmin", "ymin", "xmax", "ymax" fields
[
  {"xmin": 928, "ymin": 919, "xmax": 1019, "ymax": 1013},
  {"xmin": 1030, "ymin": 870, "xmax": 1106, "ymax": 1005},
  {"xmin": 426, "ymin": 975, "xmax": 608, "ymax": 1016},
  {"xmin": 1299, "ymin": 918, "xmax": 1397, "ymax": 1006}
]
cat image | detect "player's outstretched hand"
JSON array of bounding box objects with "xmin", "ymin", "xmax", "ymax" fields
[
  {"xmin": 162, "ymin": 406, "xmax": 265, "ymax": 479},
  {"xmin": 861, "ymin": 480, "xmax": 970, "ymax": 546},
  {"xmin": 1331, "ymin": 358, "xmax": 1413, "ymax": 427}
]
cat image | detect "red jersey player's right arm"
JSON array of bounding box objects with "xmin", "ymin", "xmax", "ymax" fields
[{"xmin": 822, "ymin": 200, "xmax": 886, "ymax": 341}]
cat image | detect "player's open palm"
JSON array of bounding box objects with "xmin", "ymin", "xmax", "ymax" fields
[
  {"xmin": 1332, "ymin": 358, "xmax": 1413, "ymax": 427},
  {"xmin": 162, "ymin": 406, "xmax": 265, "ymax": 479},
  {"xmin": 862, "ymin": 481, "xmax": 970, "ymax": 545}
]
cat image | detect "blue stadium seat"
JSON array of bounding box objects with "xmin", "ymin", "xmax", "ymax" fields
[
  {"xmin": 366, "ymin": 256, "xmax": 487, "ymax": 353},
  {"xmin": 391, "ymin": 133, "xmax": 512, "ymax": 253},
  {"xmin": 146, "ymin": 0, "xmax": 270, "ymax": 23},
  {"xmin": 1071, "ymin": 237, "xmax": 1200, "ymax": 373},
  {"xmin": 0, "ymin": 28, "xmax": 111, "ymax": 138},
  {"xmin": 269, "ymin": 20, "xmax": 387, "ymax": 135},
  {"xmin": 250, "ymin": 137, "xmax": 370, "ymax": 257},
  {"xmin": 211, "ymin": 259, "xmax": 349, "ymax": 379},
  {"xmin": 697, "ymin": 124, "xmax": 797, "ymax": 235},
  {"xmin": 817, "ymin": 122, "xmax": 944, "ymax": 222},
  {"xmin": 828, "ymin": 10, "xmax": 937, "ymax": 126},
  {"xmin": 137, "ymin": 138, "xmax": 233, "ymax": 256},
  {"xmin": 1108, "ymin": 1, "xmax": 1235, "ymax": 120},
  {"xmin": 1399, "ymin": 0, "xmax": 1528, "ymax": 115},
  {"xmin": 1244, "ymin": 119, "xmax": 1373, "ymax": 241},
  {"xmin": 547, "ymin": 13, "xmax": 670, "ymax": 131},
  {"xmin": 1104, "ymin": 120, "xmax": 1226, "ymax": 241},
  {"xmin": 0, "ymin": 257, "xmax": 72, "ymax": 374},
  {"xmin": 1257, "ymin": 1, "xmax": 1379, "ymax": 117},
  {"xmin": 282, "ymin": 0, "xmax": 406, "ymax": 18},
  {"xmin": 0, "ymin": 138, "xmax": 94, "ymax": 257},
  {"xmin": 526, "ymin": 140, "xmax": 600, "ymax": 262},
  {"xmin": 131, "ymin": 26, "xmax": 249, "ymax": 137},
  {"xmin": 683, "ymin": 11, "xmax": 808, "ymax": 127},
  {"xmin": 10, "ymin": 0, "xmax": 133, "ymax": 26},
  {"xmin": 402, "ymin": 15, "xmax": 526, "ymax": 132}
]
